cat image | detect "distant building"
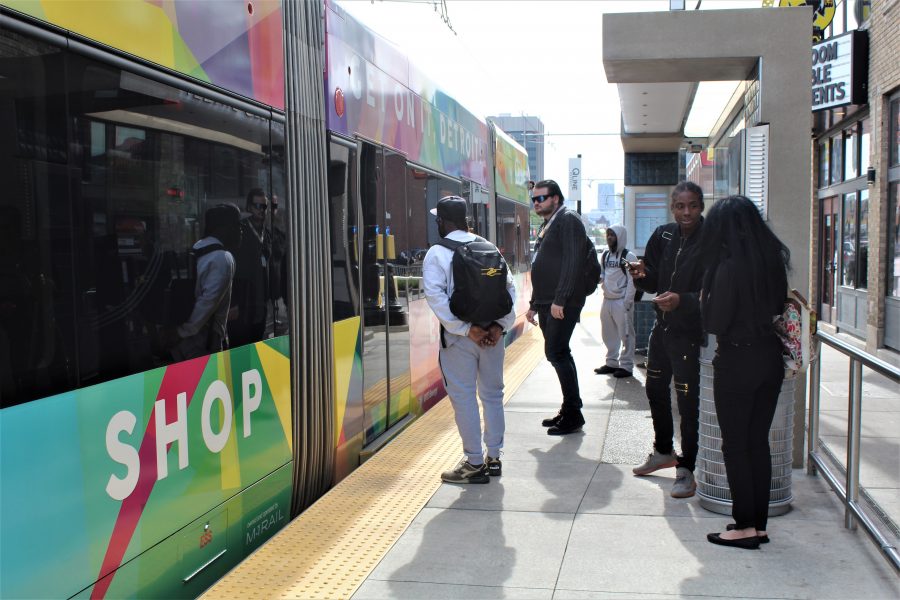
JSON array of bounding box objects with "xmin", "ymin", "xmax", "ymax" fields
[
  {"xmin": 596, "ymin": 183, "xmax": 616, "ymax": 211},
  {"xmin": 595, "ymin": 183, "xmax": 622, "ymax": 226},
  {"xmin": 487, "ymin": 114, "xmax": 545, "ymax": 181}
]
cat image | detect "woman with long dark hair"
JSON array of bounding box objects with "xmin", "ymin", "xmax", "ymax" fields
[{"xmin": 700, "ymin": 195, "xmax": 790, "ymax": 550}]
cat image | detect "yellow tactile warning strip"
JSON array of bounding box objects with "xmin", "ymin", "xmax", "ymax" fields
[{"xmin": 202, "ymin": 327, "xmax": 545, "ymax": 600}]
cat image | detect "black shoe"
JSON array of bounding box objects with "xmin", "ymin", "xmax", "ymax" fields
[
  {"xmin": 547, "ymin": 415, "xmax": 585, "ymax": 435},
  {"xmin": 594, "ymin": 365, "xmax": 616, "ymax": 374},
  {"xmin": 486, "ymin": 455, "xmax": 502, "ymax": 476},
  {"xmin": 727, "ymin": 523, "xmax": 769, "ymax": 543},
  {"xmin": 706, "ymin": 532, "xmax": 760, "ymax": 549},
  {"xmin": 613, "ymin": 368, "xmax": 633, "ymax": 378},
  {"xmin": 541, "ymin": 412, "xmax": 563, "ymax": 427}
]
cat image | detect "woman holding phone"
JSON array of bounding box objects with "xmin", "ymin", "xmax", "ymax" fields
[{"xmin": 700, "ymin": 195, "xmax": 790, "ymax": 550}]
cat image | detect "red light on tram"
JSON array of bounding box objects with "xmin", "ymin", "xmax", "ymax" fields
[{"xmin": 334, "ymin": 87, "xmax": 345, "ymax": 118}]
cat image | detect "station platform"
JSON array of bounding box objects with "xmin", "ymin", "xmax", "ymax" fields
[{"xmin": 203, "ymin": 300, "xmax": 899, "ymax": 600}]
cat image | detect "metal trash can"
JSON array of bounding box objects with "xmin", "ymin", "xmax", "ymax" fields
[
  {"xmin": 697, "ymin": 336, "xmax": 794, "ymax": 516},
  {"xmin": 632, "ymin": 300, "xmax": 655, "ymax": 353}
]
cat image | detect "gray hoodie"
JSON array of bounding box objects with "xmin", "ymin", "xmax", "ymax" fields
[
  {"xmin": 173, "ymin": 236, "xmax": 236, "ymax": 360},
  {"xmin": 600, "ymin": 225, "xmax": 637, "ymax": 303}
]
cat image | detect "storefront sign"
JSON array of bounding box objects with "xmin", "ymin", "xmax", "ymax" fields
[{"xmin": 811, "ymin": 31, "xmax": 868, "ymax": 112}]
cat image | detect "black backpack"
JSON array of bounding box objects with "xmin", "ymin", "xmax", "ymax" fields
[
  {"xmin": 583, "ymin": 238, "xmax": 601, "ymax": 296},
  {"xmin": 437, "ymin": 237, "xmax": 513, "ymax": 326},
  {"xmin": 600, "ymin": 247, "xmax": 640, "ymax": 301},
  {"xmin": 601, "ymin": 247, "xmax": 629, "ymax": 278}
]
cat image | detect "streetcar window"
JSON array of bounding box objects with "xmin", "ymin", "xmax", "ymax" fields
[
  {"xmin": 495, "ymin": 197, "xmax": 531, "ymax": 274},
  {"xmin": 328, "ymin": 139, "xmax": 361, "ymax": 321},
  {"xmin": 0, "ymin": 31, "xmax": 78, "ymax": 407},
  {"xmin": 403, "ymin": 167, "xmax": 460, "ymax": 250},
  {"xmin": 0, "ymin": 26, "xmax": 287, "ymax": 407}
]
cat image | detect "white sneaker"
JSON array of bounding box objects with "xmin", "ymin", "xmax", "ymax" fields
[
  {"xmin": 632, "ymin": 451, "xmax": 678, "ymax": 476},
  {"xmin": 671, "ymin": 467, "xmax": 696, "ymax": 498}
]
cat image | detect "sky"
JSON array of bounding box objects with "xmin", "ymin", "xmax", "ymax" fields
[{"xmin": 336, "ymin": 0, "xmax": 765, "ymax": 207}]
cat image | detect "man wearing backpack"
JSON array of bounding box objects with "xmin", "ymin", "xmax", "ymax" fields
[
  {"xmin": 595, "ymin": 225, "xmax": 637, "ymax": 379},
  {"xmin": 423, "ymin": 196, "xmax": 517, "ymax": 484},
  {"xmin": 526, "ymin": 179, "xmax": 590, "ymax": 436}
]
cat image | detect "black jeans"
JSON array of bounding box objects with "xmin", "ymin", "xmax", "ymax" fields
[
  {"xmin": 645, "ymin": 325, "xmax": 700, "ymax": 471},
  {"xmin": 538, "ymin": 306, "xmax": 583, "ymax": 414},
  {"xmin": 713, "ymin": 335, "xmax": 784, "ymax": 531}
]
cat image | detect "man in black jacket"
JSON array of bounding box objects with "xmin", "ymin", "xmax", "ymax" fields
[
  {"xmin": 526, "ymin": 179, "xmax": 589, "ymax": 435},
  {"xmin": 628, "ymin": 181, "xmax": 705, "ymax": 498}
]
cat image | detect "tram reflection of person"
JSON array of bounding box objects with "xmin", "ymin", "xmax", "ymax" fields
[
  {"xmin": 269, "ymin": 194, "xmax": 288, "ymax": 336},
  {"xmin": 164, "ymin": 204, "xmax": 241, "ymax": 361},
  {"xmin": 230, "ymin": 188, "xmax": 272, "ymax": 347}
]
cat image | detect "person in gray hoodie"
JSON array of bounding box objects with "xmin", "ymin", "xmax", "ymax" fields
[
  {"xmin": 167, "ymin": 204, "xmax": 242, "ymax": 361},
  {"xmin": 594, "ymin": 225, "xmax": 637, "ymax": 378}
]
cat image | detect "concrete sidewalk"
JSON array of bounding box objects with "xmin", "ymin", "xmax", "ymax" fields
[{"xmin": 353, "ymin": 302, "xmax": 899, "ymax": 599}]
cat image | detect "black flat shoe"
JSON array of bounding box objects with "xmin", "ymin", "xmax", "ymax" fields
[
  {"xmin": 706, "ymin": 532, "xmax": 760, "ymax": 549},
  {"xmin": 594, "ymin": 365, "xmax": 616, "ymax": 375},
  {"xmin": 727, "ymin": 523, "xmax": 769, "ymax": 543}
]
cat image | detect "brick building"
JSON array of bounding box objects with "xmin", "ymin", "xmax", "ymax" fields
[{"xmin": 810, "ymin": 0, "xmax": 899, "ymax": 358}]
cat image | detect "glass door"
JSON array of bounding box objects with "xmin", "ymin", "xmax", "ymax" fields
[
  {"xmin": 360, "ymin": 142, "xmax": 410, "ymax": 443},
  {"xmin": 820, "ymin": 196, "xmax": 839, "ymax": 323},
  {"xmin": 383, "ymin": 148, "xmax": 411, "ymax": 429}
]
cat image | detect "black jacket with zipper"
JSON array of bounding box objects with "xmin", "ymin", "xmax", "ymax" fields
[
  {"xmin": 634, "ymin": 220, "xmax": 705, "ymax": 342},
  {"xmin": 530, "ymin": 207, "xmax": 588, "ymax": 309}
]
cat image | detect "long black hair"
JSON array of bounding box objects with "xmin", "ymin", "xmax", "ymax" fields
[{"xmin": 700, "ymin": 195, "xmax": 790, "ymax": 314}]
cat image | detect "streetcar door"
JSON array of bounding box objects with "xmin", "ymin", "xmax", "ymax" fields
[{"xmin": 359, "ymin": 142, "xmax": 411, "ymax": 444}]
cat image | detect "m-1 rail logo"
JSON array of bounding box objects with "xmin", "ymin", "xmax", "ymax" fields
[
  {"xmin": 200, "ymin": 524, "xmax": 213, "ymax": 549},
  {"xmin": 481, "ymin": 267, "xmax": 504, "ymax": 277}
]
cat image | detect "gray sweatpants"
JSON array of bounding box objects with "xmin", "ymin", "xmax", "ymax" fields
[
  {"xmin": 601, "ymin": 297, "xmax": 636, "ymax": 371},
  {"xmin": 439, "ymin": 334, "xmax": 506, "ymax": 465}
]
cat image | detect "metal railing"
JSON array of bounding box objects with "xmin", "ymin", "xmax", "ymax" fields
[{"xmin": 807, "ymin": 330, "xmax": 900, "ymax": 572}]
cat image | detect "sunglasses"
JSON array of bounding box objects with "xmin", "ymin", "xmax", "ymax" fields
[
  {"xmin": 532, "ymin": 194, "xmax": 553, "ymax": 204},
  {"xmin": 251, "ymin": 202, "xmax": 268, "ymax": 211}
]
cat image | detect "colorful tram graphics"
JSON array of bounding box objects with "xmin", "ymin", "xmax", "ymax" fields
[{"xmin": 0, "ymin": 1, "xmax": 532, "ymax": 597}]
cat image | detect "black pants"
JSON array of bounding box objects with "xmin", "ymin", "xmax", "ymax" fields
[
  {"xmin": 645, "ymin": 325, "xmax": 700, "ymax": 471},
  {"xmin": 538, "ymin": 306, "xmax": 583, "ymax": 414},
  {"xmin": 713, "ymin": 335, "xmax": 784, "ymax": 531}
]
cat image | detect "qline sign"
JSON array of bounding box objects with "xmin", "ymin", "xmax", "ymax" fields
[{"xmin": 568, "ymin": 157, "xmax": 582, "ymax": 204}]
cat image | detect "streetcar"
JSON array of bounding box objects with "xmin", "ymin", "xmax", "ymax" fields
[{"xmin": 0, "ymin": 1, "xmax": 532, "ymax": 598}]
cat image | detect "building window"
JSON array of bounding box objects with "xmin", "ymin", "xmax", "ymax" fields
[
  {"xmin": 889, "ymin": 183, "xmax": 900, "ymax": 298},
  {"xmin": 860, "ymin": 118, "xmax": 871, "ymax": 174},
  {"xmin": 843, "ymin": 125, "xmax": 859, "ymax": 180},
  {"xmin": 842, "ymin": 192, "xmax": 857, "ymax": 287},
  {"xmin": 850, "ymin": 0, "xmax": 871, "ymax": 29},
  {"xmin": 891, "ymin": 98, "xmax": 900, "ymax": 168},
  {"xmin": 841, "ymin": 190, "xmax": 869, "ymax": 290},
  {"xmin": 832, "ymin": 0, "xmax": 846, "ymax": 36},
  {"xmin": 830, "ymin": 135, "xmax": 843, "ymax": 185},
  {"xmin": 858, "ymin": 189, "xmax": 868, "ymax": 289},
  {"xmin": 818, "ymin": 142, "xmax": 829, "ymax": 188}
]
